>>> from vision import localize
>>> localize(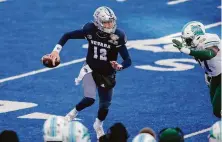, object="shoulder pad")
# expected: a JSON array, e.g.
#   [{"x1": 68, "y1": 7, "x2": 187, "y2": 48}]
[
  {"x1": 115, "y1": 29, "x2": 127, "y2": 46},
  {"x1": 82, "y1": 22, "x2": 96, "y2": 33},
  {"x1": 204, "y1": 33, "x2": 220, "y2": 48}
]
